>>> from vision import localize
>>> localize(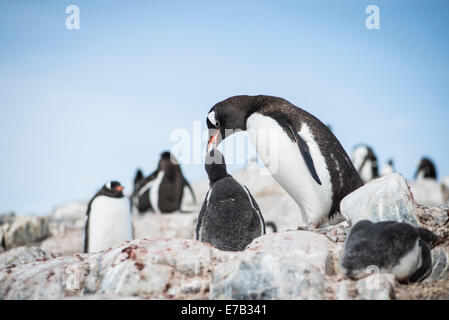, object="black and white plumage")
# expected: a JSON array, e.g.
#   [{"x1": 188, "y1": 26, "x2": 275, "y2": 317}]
[
  {"x1": 196, "y1": 148, "x2": 266, "y2": 251},
  {"x1": 415, "y1": 157, "x2": 437, "y2": 180},
  {"x1": 206, "y1": 95, "x2": 363, "y2": 227},
  {"x1": 380, "y1": 159, "x2": 395, "y2": 176},
  {"x1": 131, "y1": 151, "x2": 196, "y2": 214},
  {"x1": 351, "y1": 144, "x2": 379, "y2": 183},
  {"x1": 84, "y1": 181, "x2": 133, "y2": 253},
  {"x1": 340, "y1": 220, "x2": 438, "y2": 283}
]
